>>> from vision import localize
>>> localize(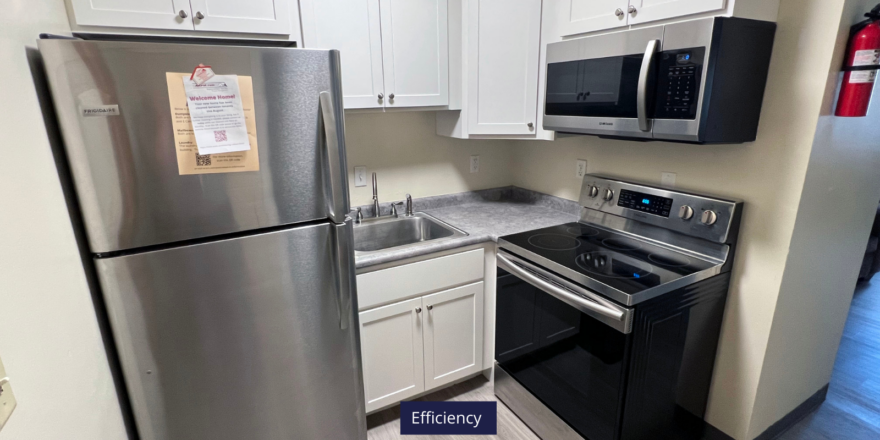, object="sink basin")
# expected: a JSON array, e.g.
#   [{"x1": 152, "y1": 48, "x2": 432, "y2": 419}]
[{"x1": 353, "y1": 212, "x2": 468, "y2": 254}]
